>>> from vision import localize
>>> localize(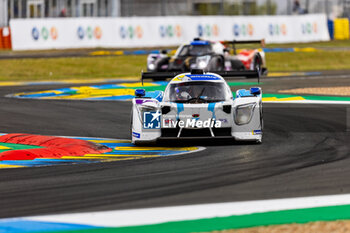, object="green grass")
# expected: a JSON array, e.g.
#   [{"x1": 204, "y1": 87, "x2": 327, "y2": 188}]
[
  {"x1": 1, "y1": 48, "x2": 350, "y2": 81},
  {"x1": 0, "y1": 56, "x2": 146, "y2": 81},
  {"x1": 267, "y1": 51, "x2": 350, "y2": 72},
  {"x1": 266, "y1": 40, "x2": 350, "y2": 48},
  {"x1": 232, "y1": 40, "x2": 350, "y2": 49}
]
